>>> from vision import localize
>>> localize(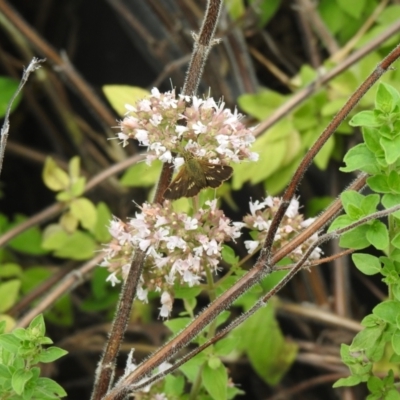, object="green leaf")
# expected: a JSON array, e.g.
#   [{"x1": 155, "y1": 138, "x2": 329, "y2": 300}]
[
  {"x1": 237, "y1": 302, "x2": 297, "y2": 385},
  {"x1": 349, "y1": 110, "x2": 380, "y2": 127},
  {"x1": 179, "y1": 352, "x2": 208, "y2": 382},
  {"x1": 68, "y1": 156, "x2": 80, "y2": 180},
  {"x1": 214, "y1": 336, "x2": 240, "y2": 356},
  {"x1": 163, "y1": 374, "x2": 185, "y2": 397},
  {"x1": 42, "y1": 157, "x2": 70, "y2": 191},
  {"x1": 392, "y1": 330, "x2": 400, "y2": 355},
  {"x1": 314, "y1": 135, "x2": 334, "y2": 170},
  {"x1": 0, "y1": 263, "x2": 22, "y2": 278},
  {"x1": 339, "y1": 225, "x2": 370, "y2": 249},
  {"x1": 333, "y1": 375, "x2": 362, "y2": 388},
  {"x1": 164, "y1": 318, "x2": 192, "y2": 335},
  {"x1": 340, "y1": 144, "x2": 380, "y2": 174},
  {"x1": 59, "y1": 212, "x2": 78, "y2": 233},
  {"x1": 352, "y1": 253, "x2": 381, "y2": 275},
  {"x1": 221, "y1": 245, "x2": 238, "y2": 265},
  {"x1": 0, "y1": 333, "x2": 20, "y2": 352},
  {"x1": 366, "y1": 220, "x2": 389, "y2": 250},
  {"x1": 391, "y1": 232, "x2": 400, "y2": 250},
  {"x1": 360, "y1": 194, "x2": 380, "y2": 215},
  {"x1": 380, "y1": 136, "x2": 400, "y2": 164},
  {"x1": 0, "y1": 280, "x2": 20, "y2": 313},
  {"x1": 202, "y1": 362, "x2": 227, "y2": 400},
  {"x1": 93, "y1": 202, "x2": 112, "y2": 242},
  {"x1": 373, "y1": 301, "x2": 399, "y2": 324},
  {"x1": 38, "y1": 347, "x2": 68, "y2": 363},
  {"x1": 367, "y1": 174, "x2": 390, "y2": 193},
  {"x1": 70, "y1": 197, "x2": 97, "y2": 231},
  {"x1": 388, "y1": 170, "x2": 400, "y2": 193},
  {"x1": 35, "y1": 376, "x2": 67, "y2": 397},
  {"x1": 208, "y1": 356, "x2": 221, "y2": 370},
  {"x1": 174, "y1": 286, "x2": 202, "y2": 299},
  {"x1": 238, "y1": 90, "x2": 286, "y2": 121},
  {"x1": 43, "y1": 228, "x2": 97, "y2": 260},
  {"x1": 248, "y1": 0, "x2": 281, "y2": 27},
  {"x1": 375, "y1": 82, "x2": 399, "y2": 113},
  {"x1": 382, "y1": 194, "x2": 400, "y2": 220},
  {"x1": 225, "y1": 0, "x2": 245, "y2": 20},
  {"x1": 367, "y1": 376, "x2": 383, "y2": 392},
  {"x1": 120, "y1": 160, "x2": 162, "y2": 187},
  {"x1": 7, "y1": 215, "x2": 47, "y2": 255},
  {"x1": 102, "y1": 85, "x2": 149, "y2": 117},
  {"x1": 70, "y1": 177, "x2": 86, "y2": 197},
  {"x1": 12, "y1": 368, "x2": 32, "y2": 395},
  {"x1": 12, "y1": 328, "x2": 29, "y2": 341},
  {"x1": 29, "y1": 314, "x2": 46, "y2": 337},
  {"x1": 350, "y1": 324, "x2": 386, "y2": 352}
]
